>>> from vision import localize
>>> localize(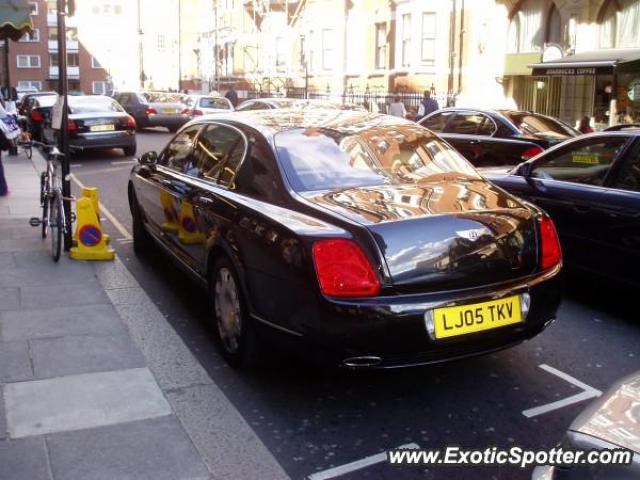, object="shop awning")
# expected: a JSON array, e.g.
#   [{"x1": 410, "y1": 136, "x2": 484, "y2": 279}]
[
  {"x1": 0, "y1": 0, "x2": 33, "y2": 41},
  {"x1": 529, "y1": 48, "x2": 640, "y2": 76}
]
